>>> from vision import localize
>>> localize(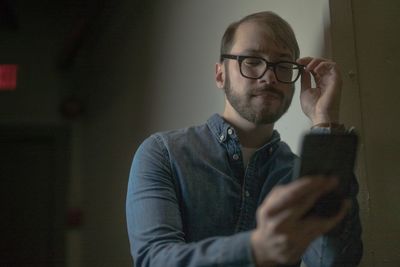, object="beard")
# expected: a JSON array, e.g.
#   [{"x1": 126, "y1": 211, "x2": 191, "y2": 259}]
[{"x1": 223, "y1": 71, "x2": 294, "y2": 125}]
